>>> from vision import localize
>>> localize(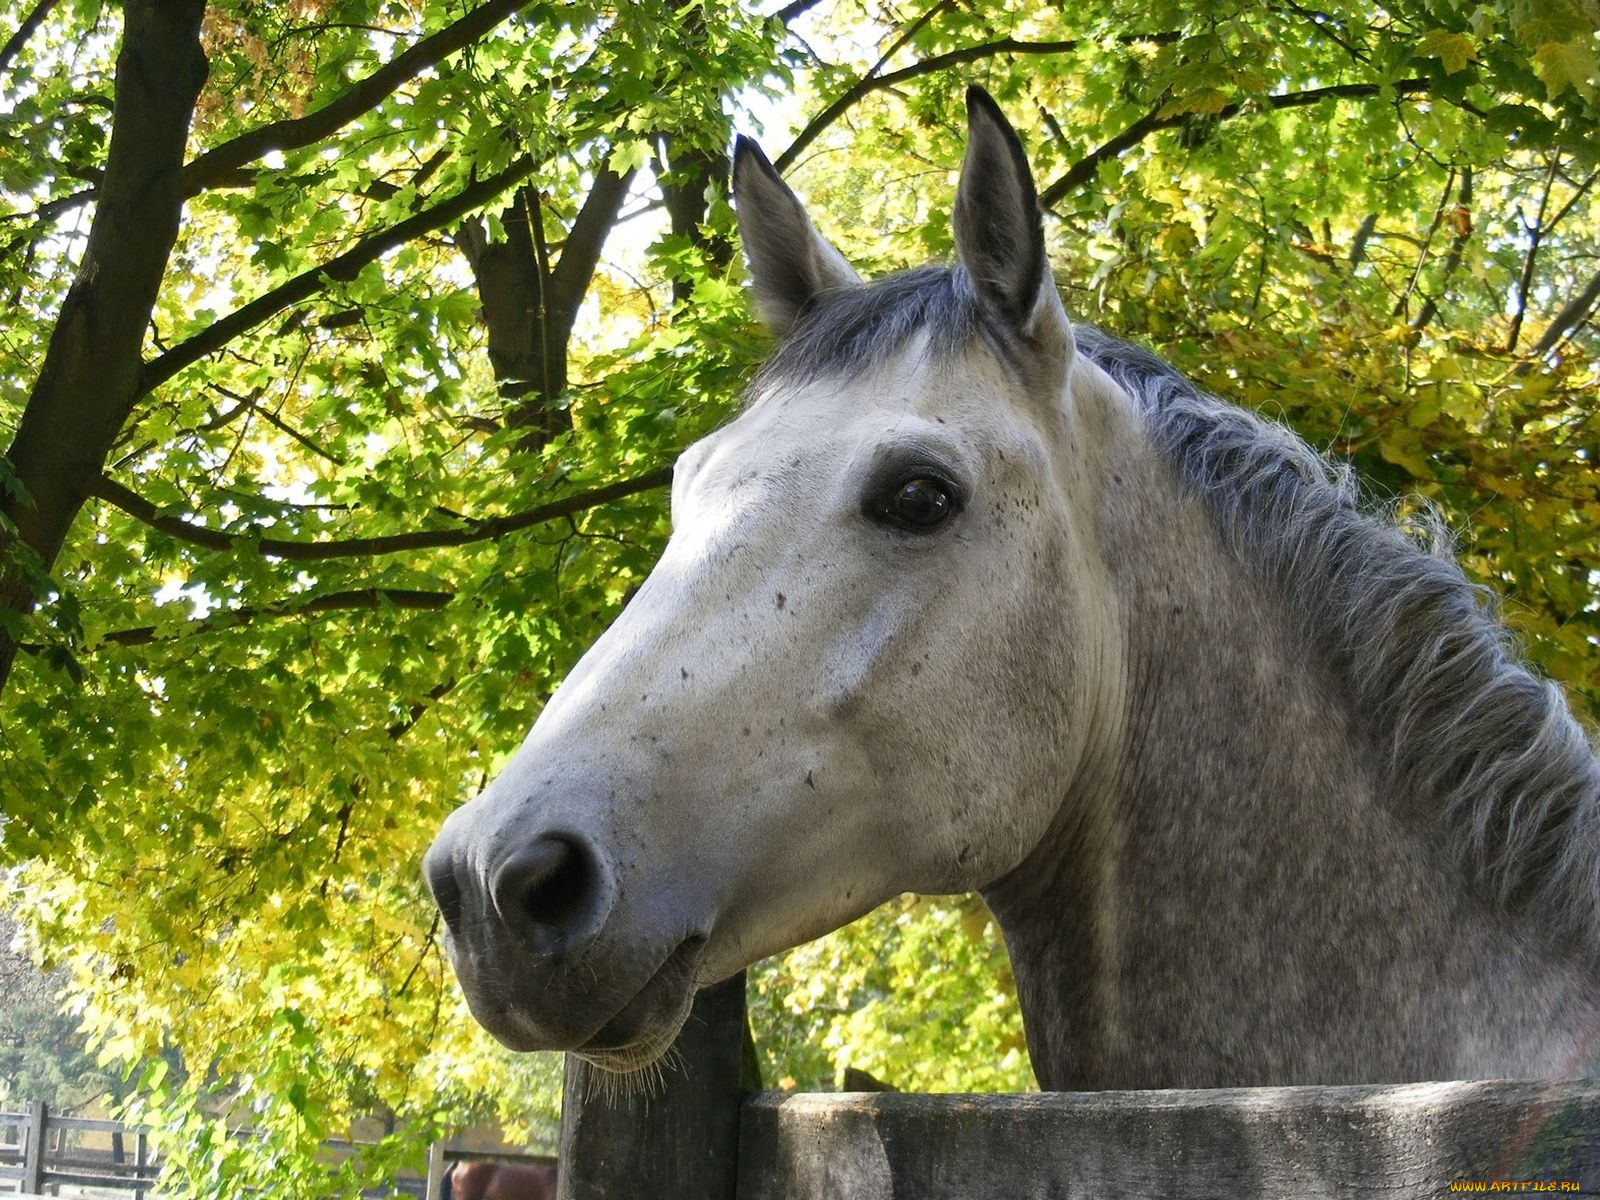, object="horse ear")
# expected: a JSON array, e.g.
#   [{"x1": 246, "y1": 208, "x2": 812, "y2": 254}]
[
  {"x1": 954, "y1": 88, "x2": 1071, "y2": 360},
  {"x1": 732, "y1": 136, "x2": 862, "y2": 335}
]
